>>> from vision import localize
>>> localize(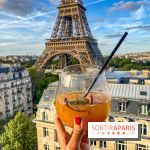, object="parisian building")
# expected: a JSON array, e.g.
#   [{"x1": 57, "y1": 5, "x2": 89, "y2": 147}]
[
  {"x1": 34, "y1": 70, "x2": 150, "y2": 150},
  {"x1": 0, "y1": 64, "x2": 33, "y2": 119}
]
